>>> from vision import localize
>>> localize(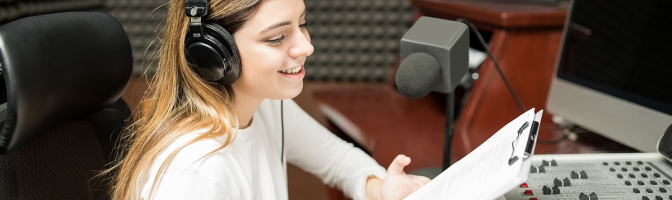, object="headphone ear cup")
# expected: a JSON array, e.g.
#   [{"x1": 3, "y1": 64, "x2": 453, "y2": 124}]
[
  {"x1": 185, "y1": 39, "x2": 227, "y2": 82},
  {"x1": 184, "y1": 23, "x2": 241, "y2": 85},
  {"x1": 204, "y1": 23, "x2": 241, "y2": 85}
]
